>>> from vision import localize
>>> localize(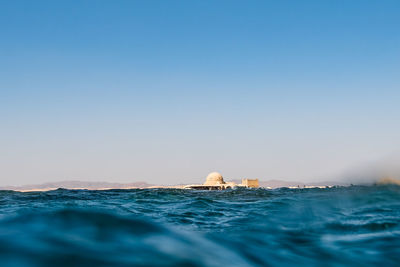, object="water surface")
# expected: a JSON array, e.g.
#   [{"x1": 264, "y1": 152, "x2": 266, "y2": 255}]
[{"x1": 0, "y1": 185, "x2": 399, "y2": 266}]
